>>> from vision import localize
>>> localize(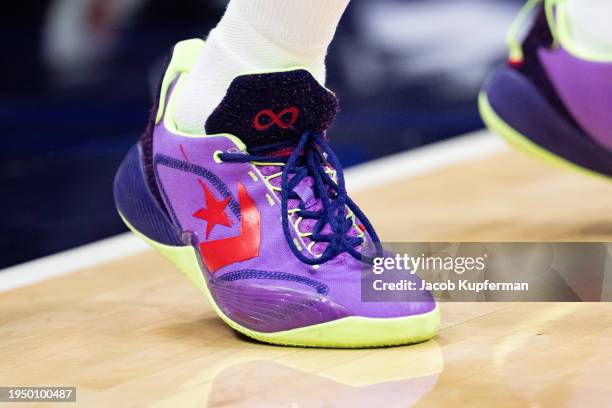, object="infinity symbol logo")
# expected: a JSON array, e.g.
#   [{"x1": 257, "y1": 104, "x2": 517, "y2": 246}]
[{"x1": 253, "y1": 107, "x2": 299, "y2": 131}]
